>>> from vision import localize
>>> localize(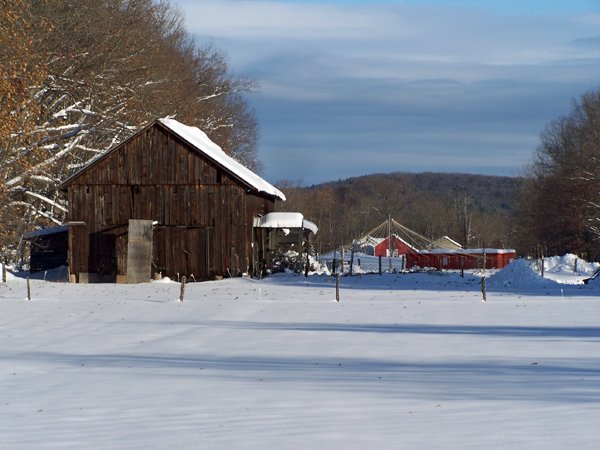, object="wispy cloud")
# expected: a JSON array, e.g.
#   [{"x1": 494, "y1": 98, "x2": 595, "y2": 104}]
[{"x1": 178, "y1": 0, "x2": 600, "y2": 184}]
